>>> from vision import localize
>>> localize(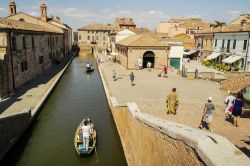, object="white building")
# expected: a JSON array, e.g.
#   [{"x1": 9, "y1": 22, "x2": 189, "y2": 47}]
[
  {"x1": 206, "y1": 23, "x2": 250, "y2": 71},
  {"x1": 168, "y1": 45, "x2": 184, "y2": 69},
  {"x1": 108, "y1": 29, "x2": 136, "y2": 53}
]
